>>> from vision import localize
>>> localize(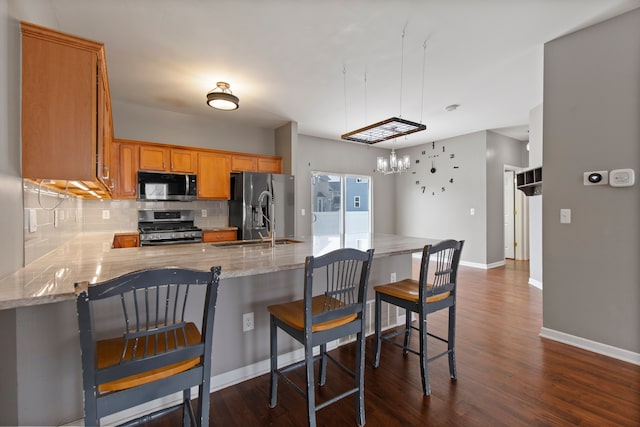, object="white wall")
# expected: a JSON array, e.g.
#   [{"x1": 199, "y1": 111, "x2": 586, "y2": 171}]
[{"x1": 542, "y1": 8, "x2": 640, "y2": 355}]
